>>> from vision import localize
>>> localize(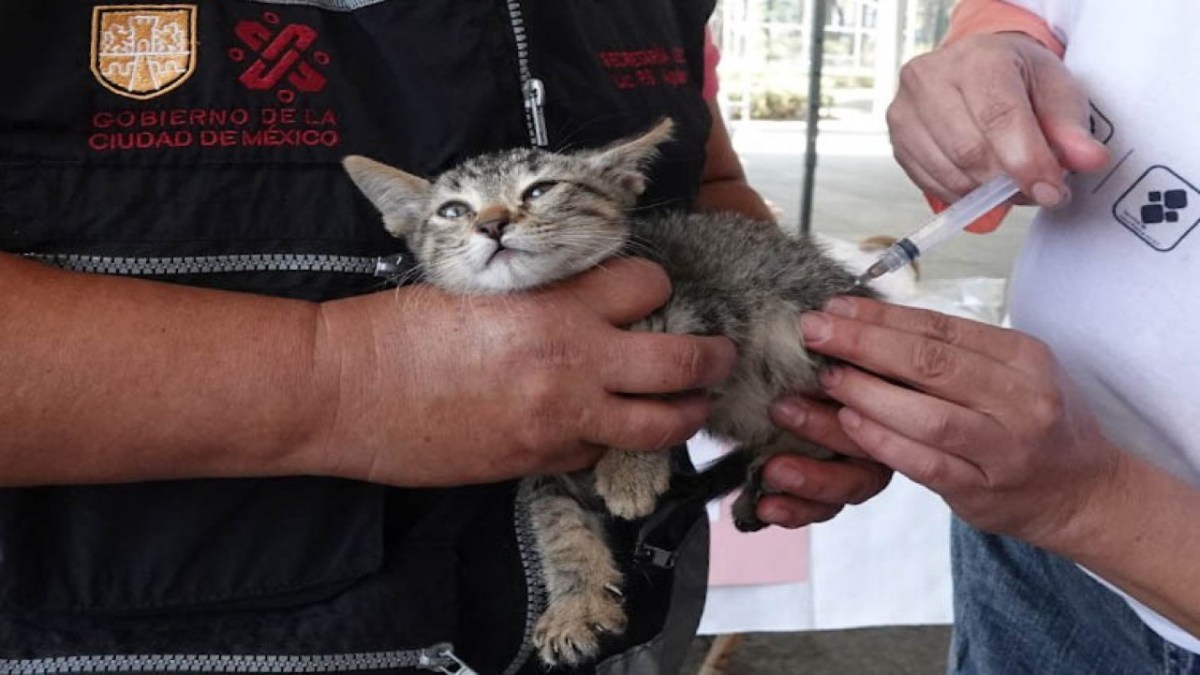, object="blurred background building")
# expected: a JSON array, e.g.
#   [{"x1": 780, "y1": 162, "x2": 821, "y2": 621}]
[{"x1": 713, "y1": 0, "x2": 954, "y2": 124}]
